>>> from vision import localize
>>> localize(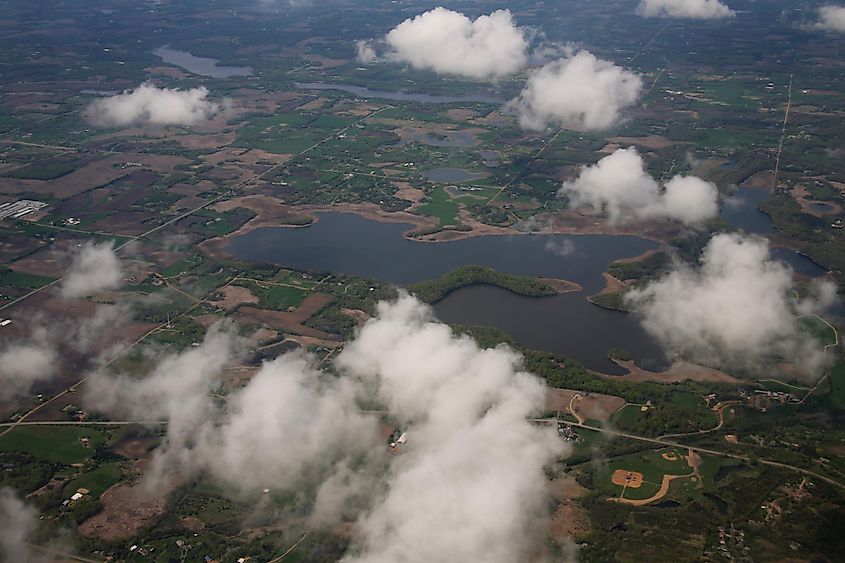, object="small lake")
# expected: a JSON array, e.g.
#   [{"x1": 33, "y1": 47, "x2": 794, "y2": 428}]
[
  {"x1": 811, "y1": 202, "x2": 835, "y2": 213},
  {"x1": 227, "y1": 213, "x2": 667, "y2": 373},
  {"x1": 153, "y1": 45, "x2": 253, "y2": 78},
  {"x1": 394, "y1": 128, "x2": 478, "y2": 148},
  {"x1": 295, "y1": 82, "x2": 503, "y2": 104},
  {"x1": 721, "y1": 187, "x2": 775, "y2": 235},
  {"x1": 423, "y1": 168, "x2": 487, "y2": 183}
]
